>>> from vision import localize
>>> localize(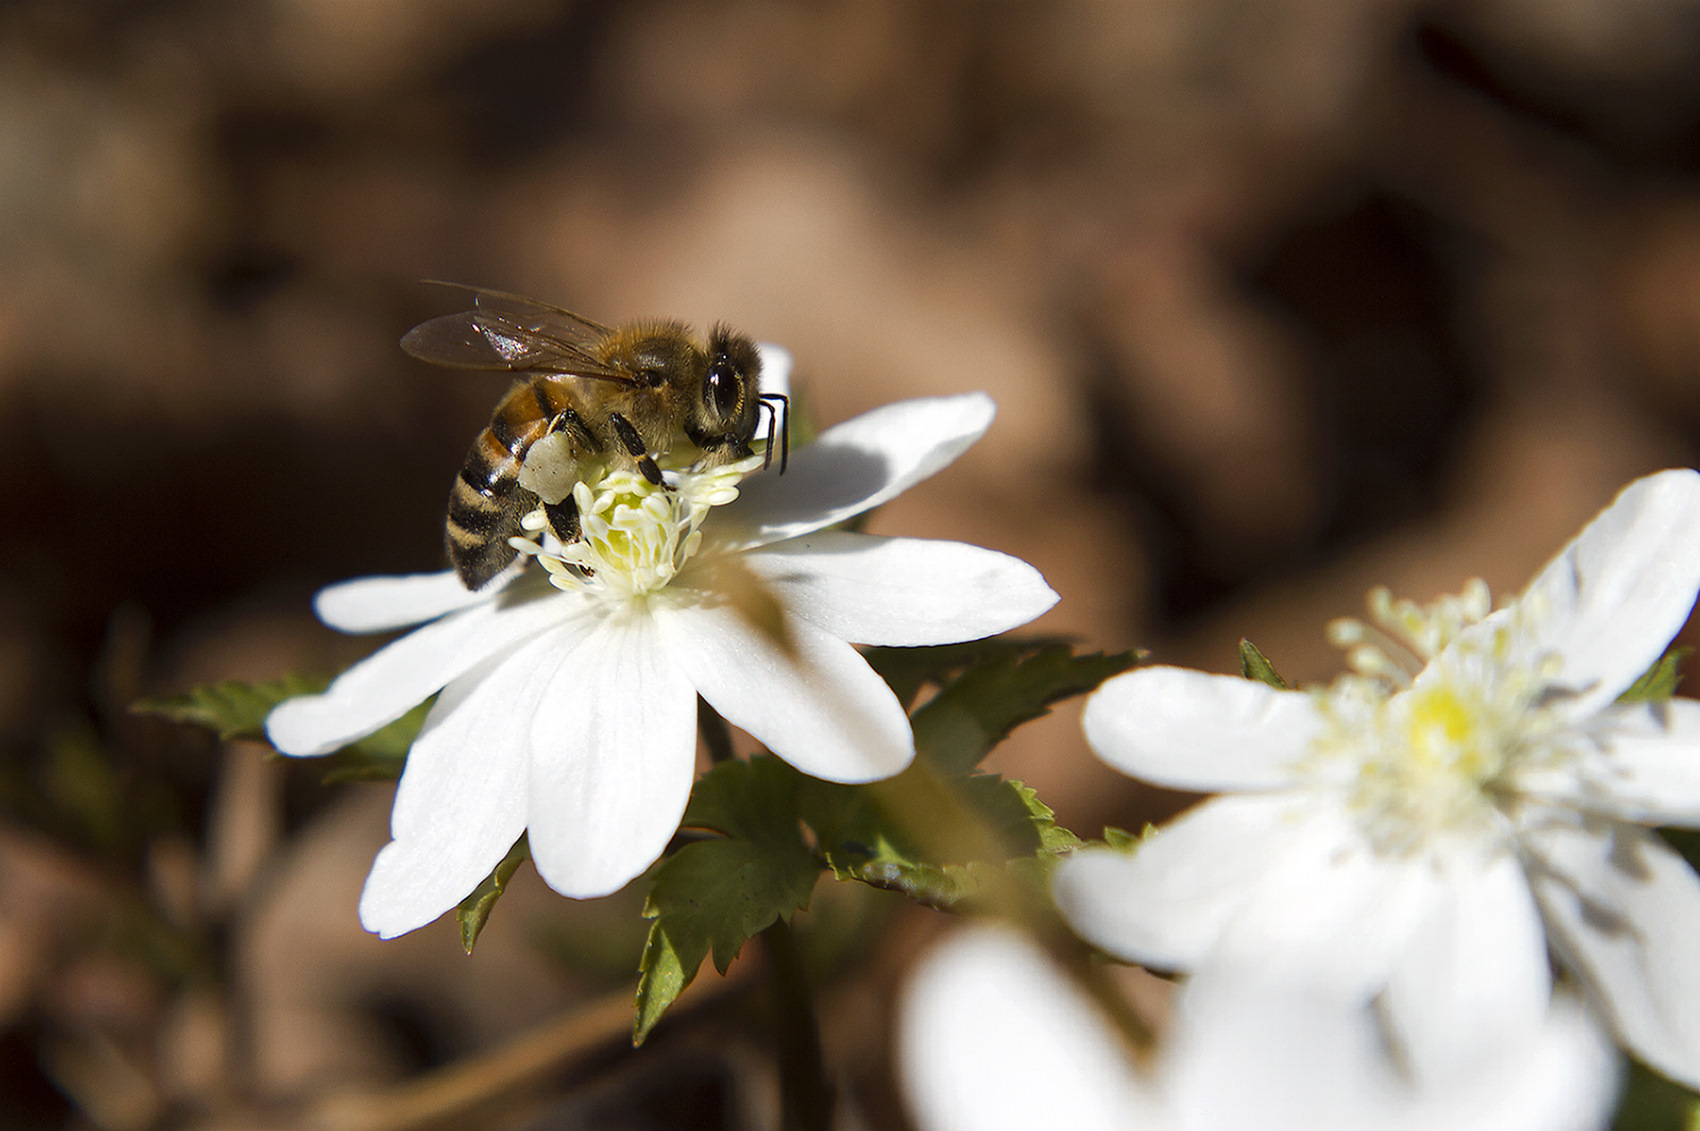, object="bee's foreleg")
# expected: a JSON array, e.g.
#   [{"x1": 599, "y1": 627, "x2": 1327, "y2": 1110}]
[
  {"x1": 609, "y1": 413, "x2": 666, "y2": 487},
  {"x1": 547, "y1": 408, "x2": 601, "y2": 451},
  {"x1": 544, "y1": 496, "x2": 581, "y2": 543}
]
